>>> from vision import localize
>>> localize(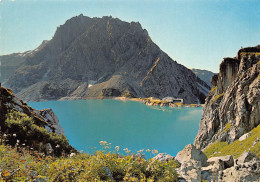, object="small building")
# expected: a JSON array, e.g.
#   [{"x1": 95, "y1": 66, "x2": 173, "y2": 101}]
[{"x1": 162, "y1": 97, "x2": 183, "y2": 103}]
